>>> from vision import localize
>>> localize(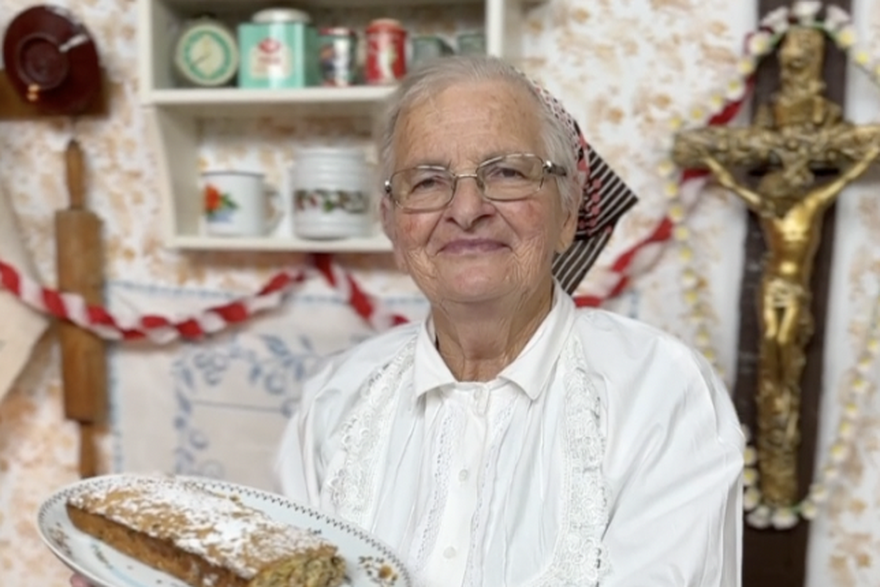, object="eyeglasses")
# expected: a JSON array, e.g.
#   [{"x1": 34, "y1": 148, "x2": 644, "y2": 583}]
[{"x1": 384, "y1": 153, "x2": 567, "y2": 212}]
